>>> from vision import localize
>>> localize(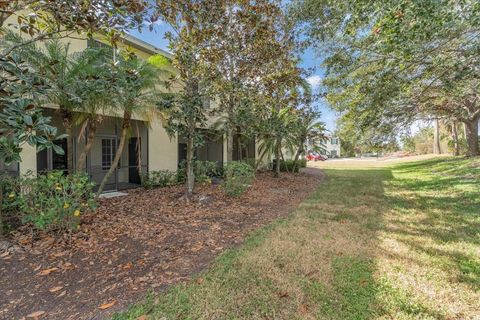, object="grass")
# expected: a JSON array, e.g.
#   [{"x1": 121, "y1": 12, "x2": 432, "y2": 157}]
[{"x1": 113, "y1": 156, "x2": 480, "y2": 320}]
